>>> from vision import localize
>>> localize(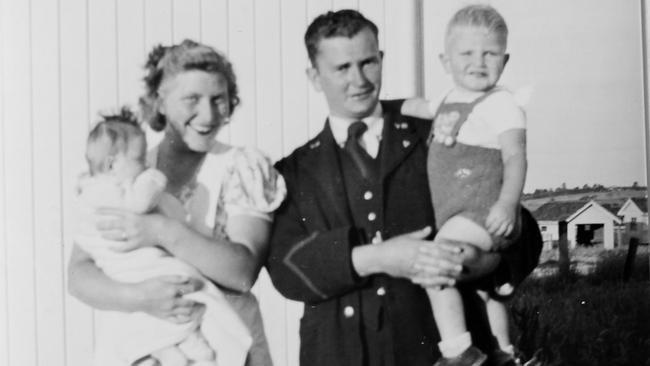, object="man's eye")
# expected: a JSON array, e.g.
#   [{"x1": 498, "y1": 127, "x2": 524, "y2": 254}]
[{"x1": 184, "y1": 95, "x2": 199, "y2": 104}]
